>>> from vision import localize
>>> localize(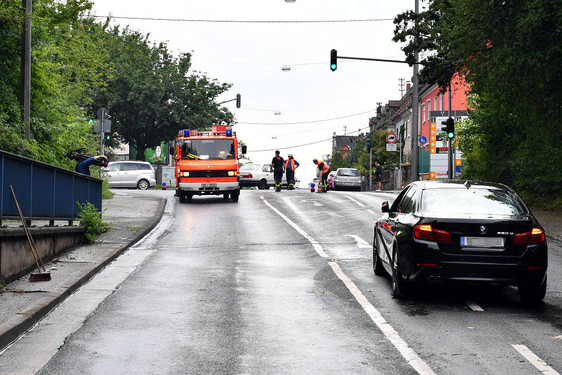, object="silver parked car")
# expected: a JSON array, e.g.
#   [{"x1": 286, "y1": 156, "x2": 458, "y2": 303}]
[
  {"x1": 103, "y1": 161, "x2": 156, "y2": 190},
  {"x1": 332, "y1": 168, "x2": 361, "y2": 191},
  {"x1": 239, "y1": 163, "x2": 288, "y2": 189}
]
